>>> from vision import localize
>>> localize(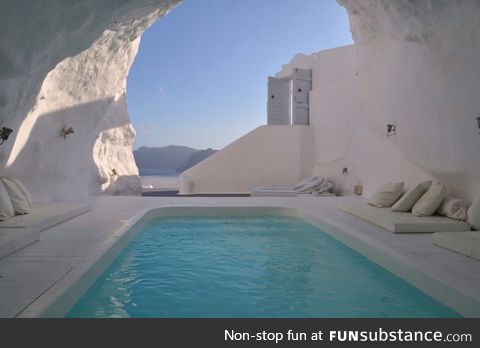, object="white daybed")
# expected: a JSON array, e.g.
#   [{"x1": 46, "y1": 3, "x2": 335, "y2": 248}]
[
  {"x1": 339, "y1": 200, "x2": 471, "y2": 233},
  {"x1": 0, "y1": 202, "x2": 90, "y2": 259}
]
